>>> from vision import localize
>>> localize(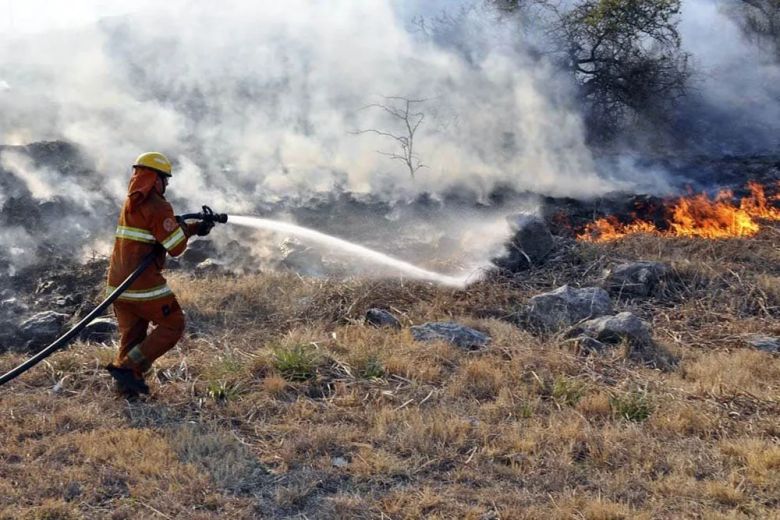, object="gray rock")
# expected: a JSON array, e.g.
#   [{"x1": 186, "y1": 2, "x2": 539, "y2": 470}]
[
  {"x1": 411, "y1": 322, "x2": 491, "y2": 349},
  {"x1": 604, "y1": 261, "x2": 669, "y2": 297},
  {"x1": 0, "y1": 319, "x2": 17, "y2": 350},
  {"x1": 492, "y1": 214, "x2": 554, "y2": 272},
  {"x1": 527, "y1": 285, "x2": 613, "y2": 331},
  {"x1": 574, "y1": 312, "x2": 652, "y2": 346},
  {"x1": 80, "y1": 317, "x2": 118, "y2": 343},
  {"x1": 17, "y1": 311, "x2": 69, "y2": 348},
  {"x1": 279, "y1": 237, "x2": 325, "y2": 276},
  {"x1": 55, "y1": 295, "x2": 79, "y2": 307},
  {"x1": 1, "y1": 298, "x2": 29, "y2": 316},
  {"x1": 565, "y1": 335, "x2": 608, "y2": 355},
  {"x1": 35, "y1": 280, "x2": 57, "y2": 295},
  {"x1": 179, "y1": 239, "x2": 217, "y2": 266},
  {"x1": 744, "y1": 335, "x2": 780, "y2": 354},
  {"x1": 331, "y1": 456, "x2": 349, "y2": 468},
  {"x1": 194, "y1": 258, "x2": 224, "y2": 275},
  {"x1": 365, "y1": 308, "x2": 401, "y2": 329}
]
